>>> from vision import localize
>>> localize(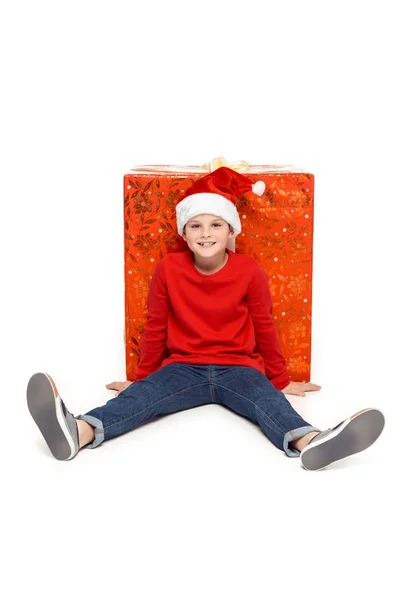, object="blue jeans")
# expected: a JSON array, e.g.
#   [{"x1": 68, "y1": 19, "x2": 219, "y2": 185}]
[{"x1": 78, "y1": 364, "x2": 319, "y2": 457}]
